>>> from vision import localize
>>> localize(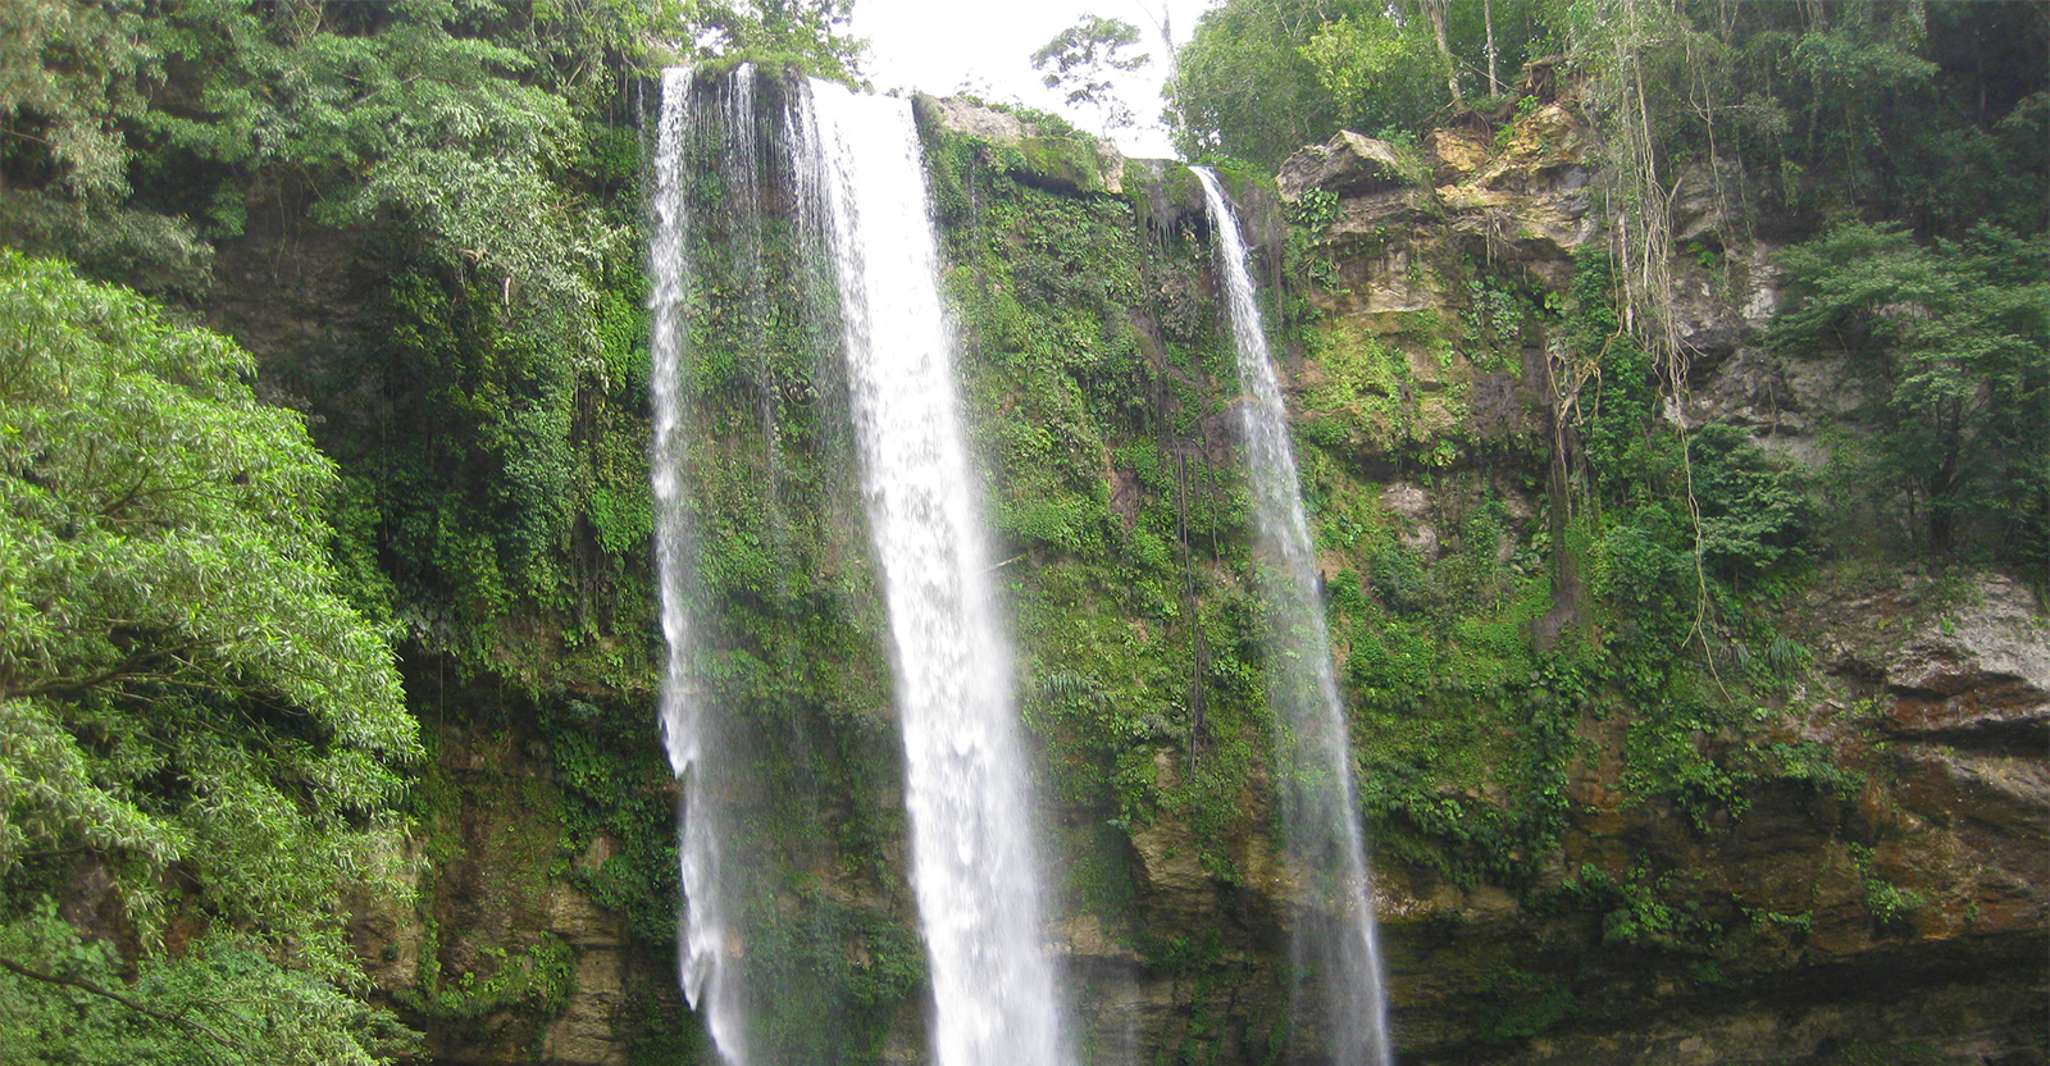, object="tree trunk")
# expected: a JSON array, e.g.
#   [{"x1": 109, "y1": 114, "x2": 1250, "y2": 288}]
[
  {"x1": 1485, "y1": 0, "x2": 1501, "y2": 95},
  {"x1": 1427, "y1": 0, "x2": 1463, "y2": 104},
  {"x1": 1533, "y1": 344, "x2": 1583, "y2": 651}
]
